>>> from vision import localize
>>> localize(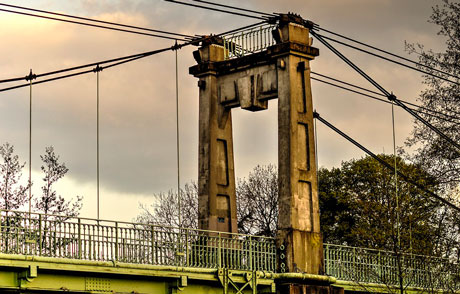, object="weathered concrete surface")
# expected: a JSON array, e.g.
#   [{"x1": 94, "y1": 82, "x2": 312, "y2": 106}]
[
  {"x1": 193, "y1": 44, "x2": 238, "y2": 233},
  {"x1": 276, "y1": 23, "x2": 323, "y2": 275},
  {"x1": 190, "y1": 16, "x2": 323, "y2": 275}
]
